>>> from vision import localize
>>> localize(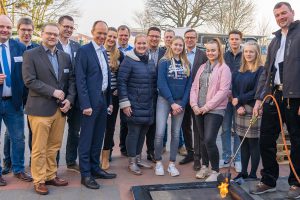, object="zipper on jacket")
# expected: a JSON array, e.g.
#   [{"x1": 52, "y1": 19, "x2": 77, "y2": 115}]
[{"x1": 287, "y1": 98, "x2": 290, "y2": 109}]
